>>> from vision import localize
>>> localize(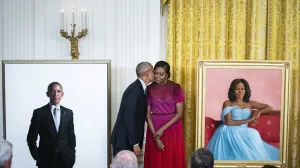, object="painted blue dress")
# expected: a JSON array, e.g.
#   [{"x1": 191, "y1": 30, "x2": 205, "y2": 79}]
[{"x1": 206, "y1": 106, "x2": 279, "y2": 160}]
